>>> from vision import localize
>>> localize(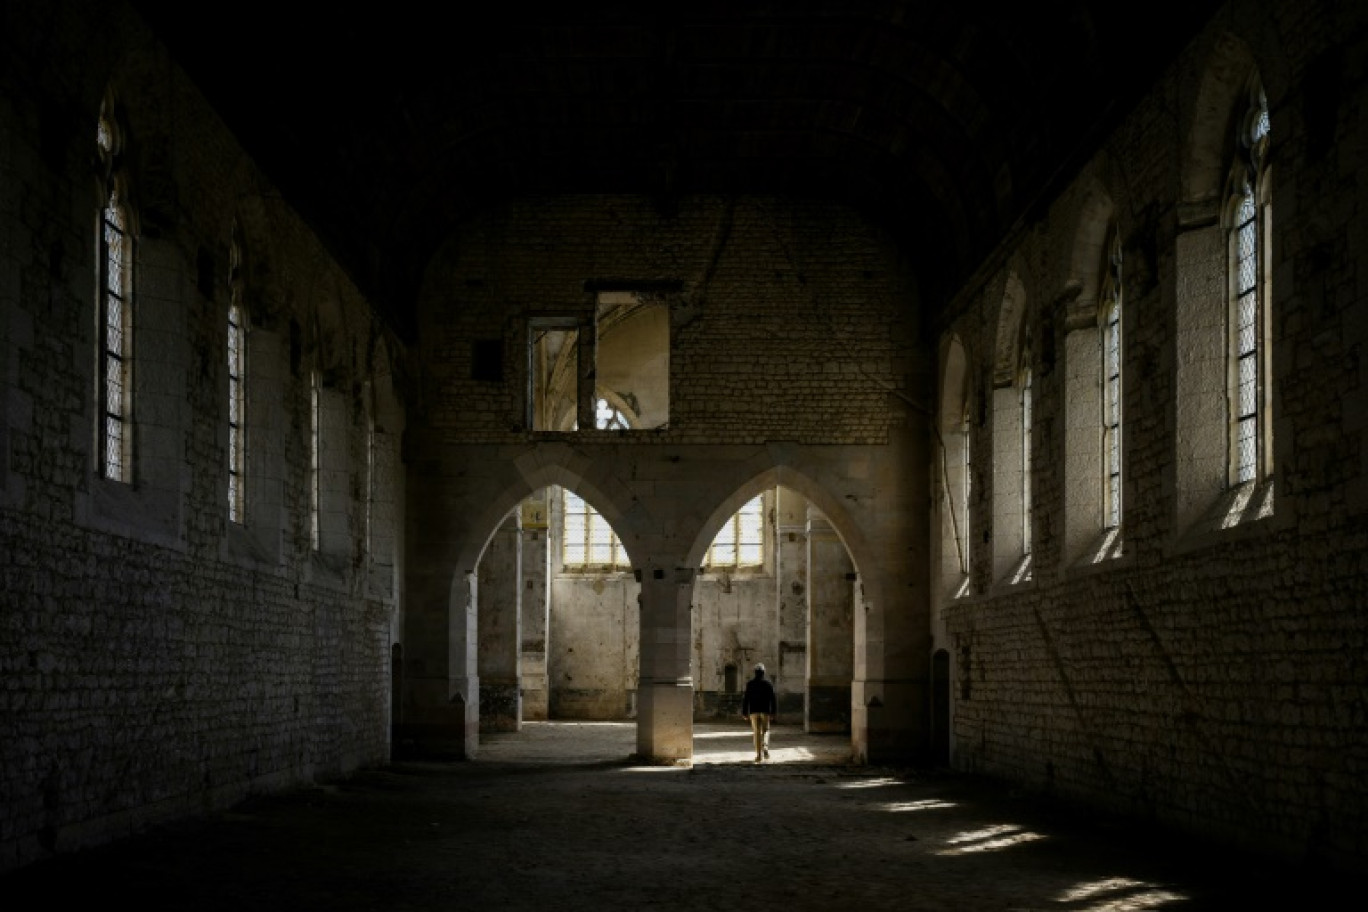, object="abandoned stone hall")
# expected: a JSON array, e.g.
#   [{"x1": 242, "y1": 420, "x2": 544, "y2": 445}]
[{"x1": 3, "y1": 0, "x2": 1367, "y2": 890}]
